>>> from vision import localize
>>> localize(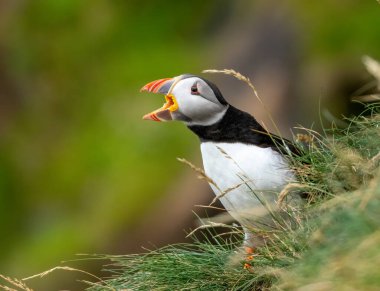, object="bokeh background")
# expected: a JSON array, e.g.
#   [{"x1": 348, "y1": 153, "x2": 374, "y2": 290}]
[{"x1": 0, "y1": 0, "x2": 379, "y2": 289}]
